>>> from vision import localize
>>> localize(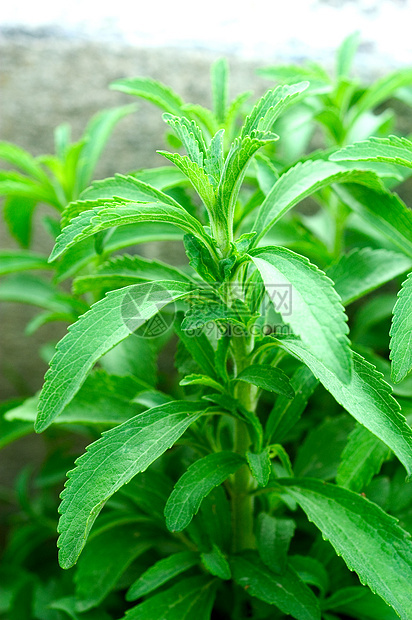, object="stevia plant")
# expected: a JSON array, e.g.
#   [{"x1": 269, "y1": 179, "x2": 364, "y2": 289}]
[{"x1": 8, "y1": 73, "x2": 412, "y2": 620}]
